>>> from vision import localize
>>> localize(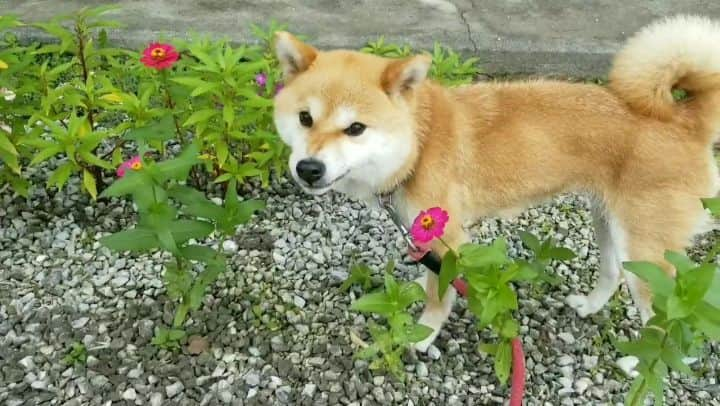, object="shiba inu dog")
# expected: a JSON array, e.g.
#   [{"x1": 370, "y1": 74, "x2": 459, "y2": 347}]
[{"x1": 271, "y1": 15, "x2": 720, "y2": 355}]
